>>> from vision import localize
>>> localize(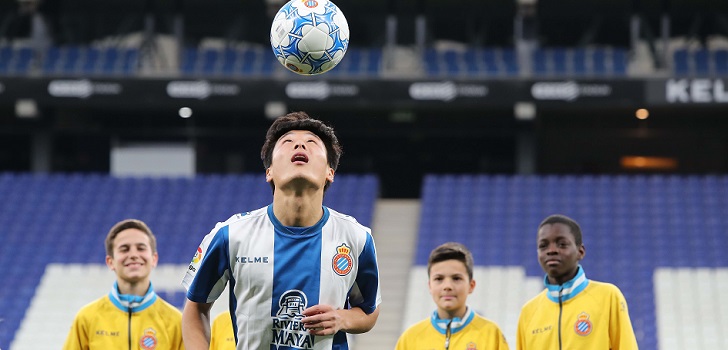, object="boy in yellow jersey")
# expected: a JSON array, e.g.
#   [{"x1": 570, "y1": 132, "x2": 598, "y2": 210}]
[
  {"x1": 396, "y1": 242, "x2": 509, "y2": 350},
  {"x1": 63, "y1": 219, "x2": 185, "y2": 350},
  {"x1": 210, "y1": 311, "x2": 236, "y2": 350},
  {"x1": 517, "y1": 214, "x2": 638, "y2": 350}
]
